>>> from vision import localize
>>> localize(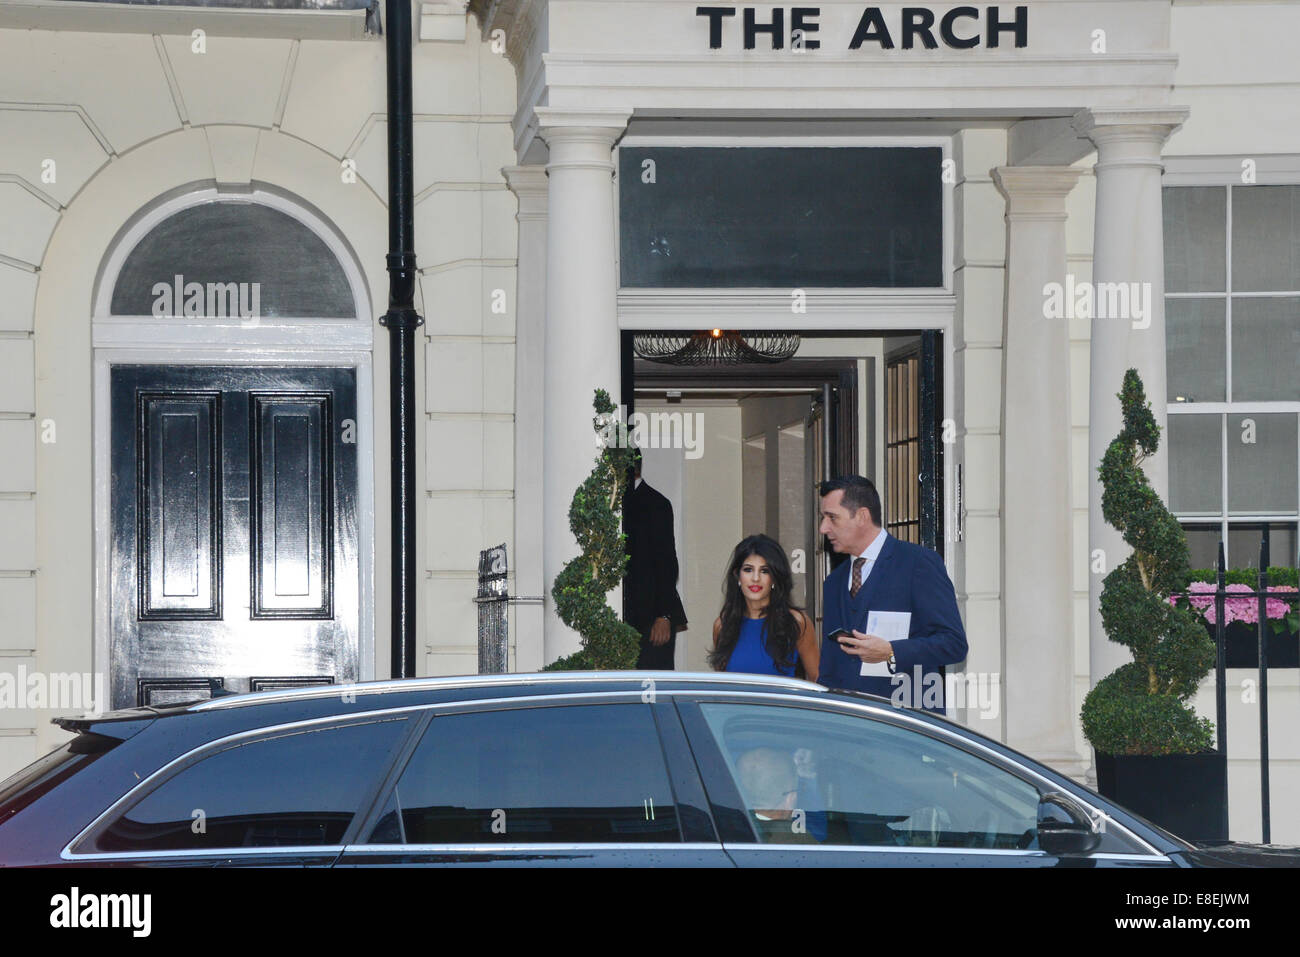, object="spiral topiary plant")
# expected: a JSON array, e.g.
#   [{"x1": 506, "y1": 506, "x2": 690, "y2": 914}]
[
  {"x1": 545, "y1": 389, "x2": 642, "y2": 671},
  {"x1": 1080, "y1": 369, "x2": 1216, "y2": 755}
]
